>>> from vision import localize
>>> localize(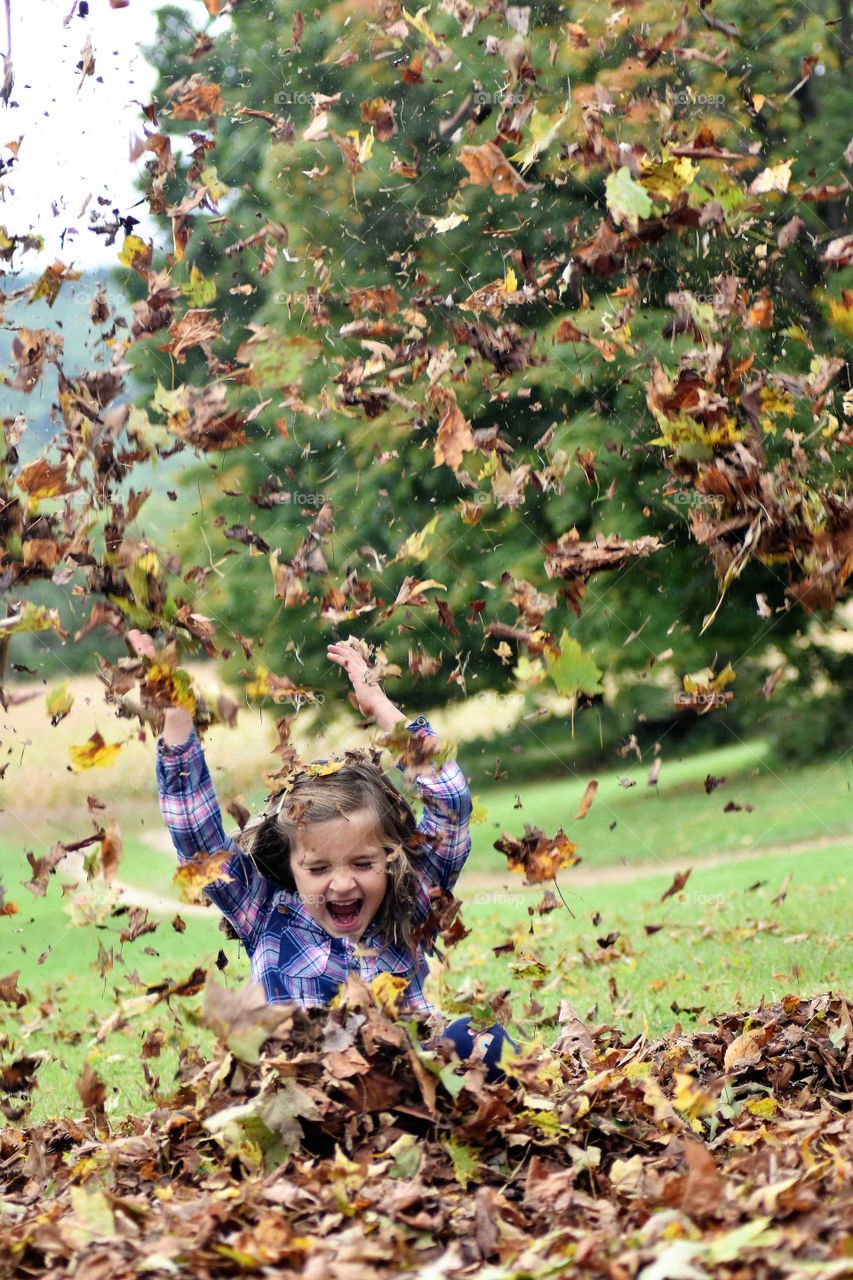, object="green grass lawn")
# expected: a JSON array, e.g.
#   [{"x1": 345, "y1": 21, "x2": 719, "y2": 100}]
[
  {"x1": 445, "y1": 839, "x2": 853, "y2": 1041},
  {"x1": 2, "y1": 742, "x2": 850, "y2": 1126},
  {"x1": 465, "y1": 738, "x2": 851, "y2": 873}
]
